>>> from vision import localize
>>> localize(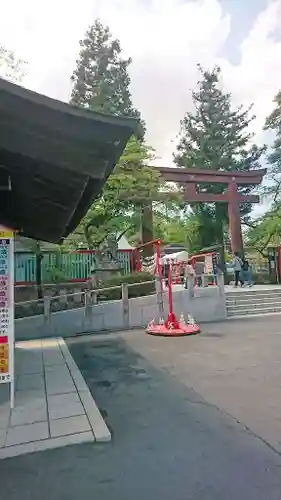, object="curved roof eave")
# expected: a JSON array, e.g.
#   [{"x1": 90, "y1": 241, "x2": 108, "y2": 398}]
[{"x1": 0, "y1": 78, "x2": 137, "y2": 243}]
